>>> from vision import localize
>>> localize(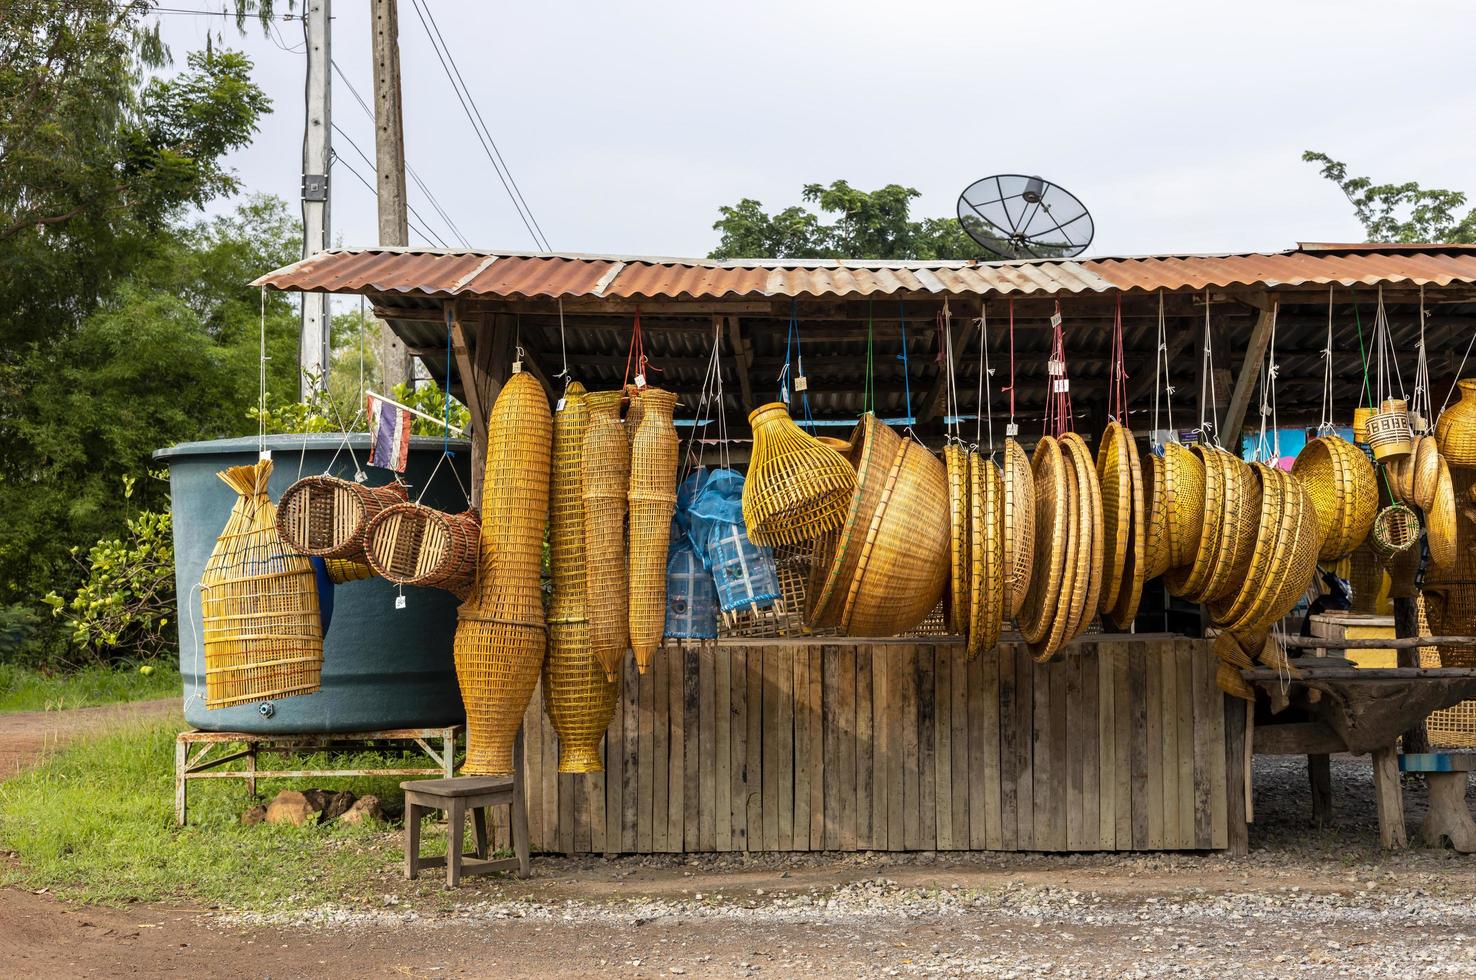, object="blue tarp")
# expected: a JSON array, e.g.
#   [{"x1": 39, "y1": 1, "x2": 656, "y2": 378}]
[{"x1": 664, "y1": 517, "x2": 719, "y2": 639}]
